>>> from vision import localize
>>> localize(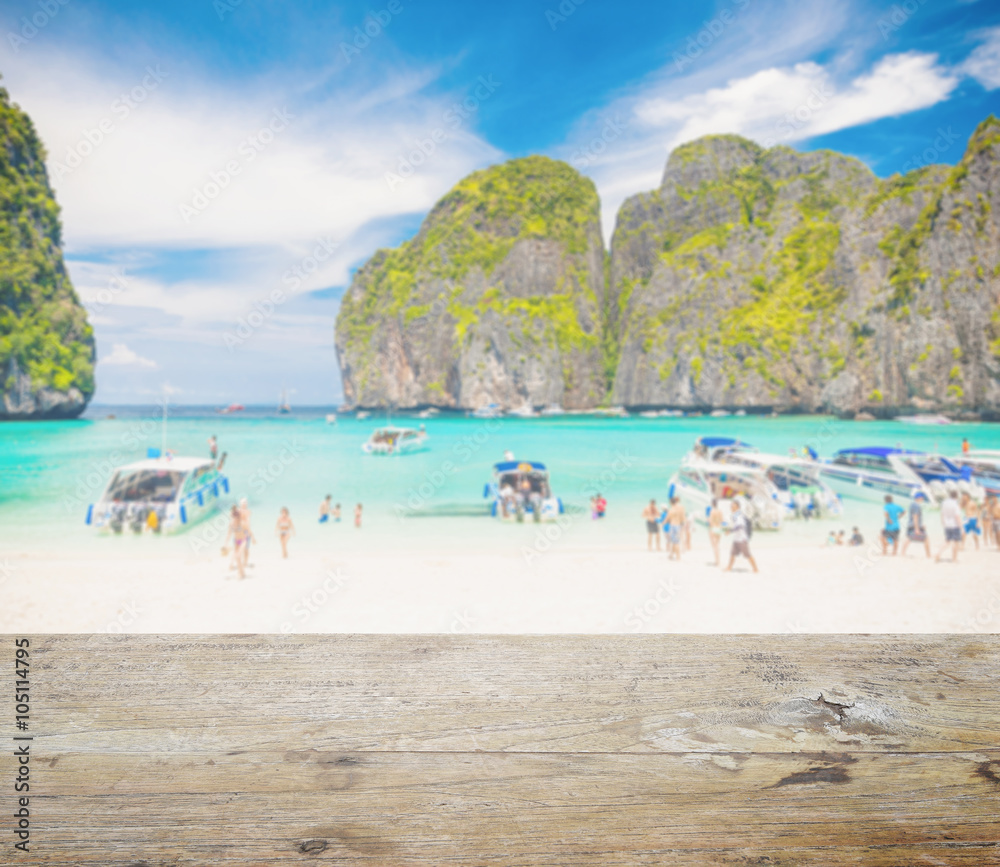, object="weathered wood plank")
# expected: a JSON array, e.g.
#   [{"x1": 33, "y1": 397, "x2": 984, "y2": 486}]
[
  {"x1": 5, "y1": 635, "x2": 999, "y2": 865},
  {"x1": 32, "y1": 635, "x2": 1000, "y2": 753}
]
